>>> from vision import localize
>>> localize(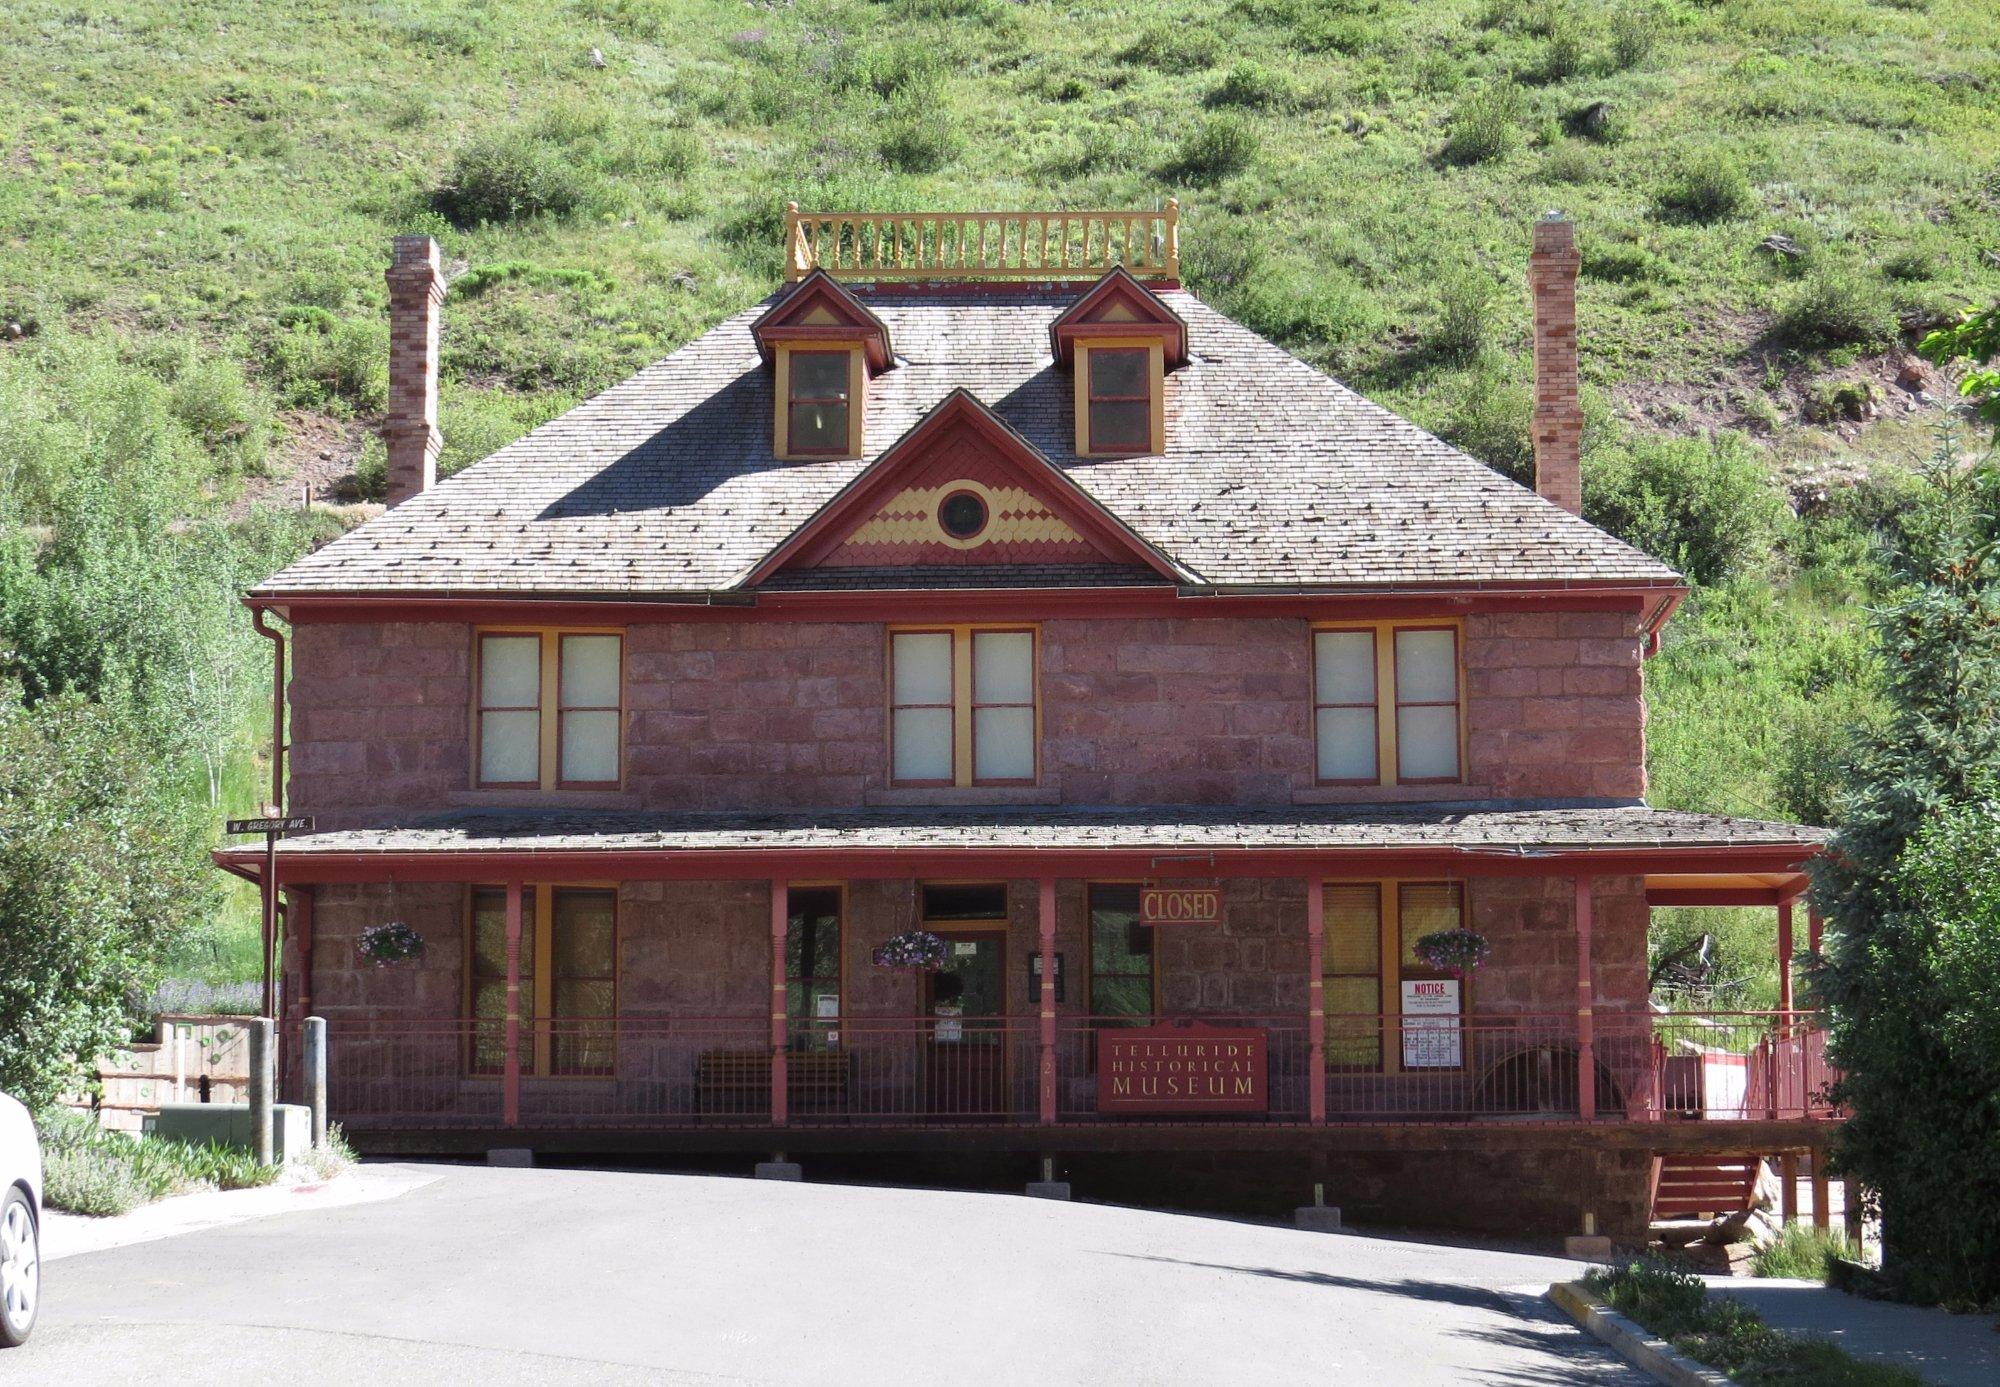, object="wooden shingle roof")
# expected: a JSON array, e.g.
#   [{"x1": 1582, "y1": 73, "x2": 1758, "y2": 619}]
[{"x1": 253, "y1": 287, "x2": 1681, "y2": 599}]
